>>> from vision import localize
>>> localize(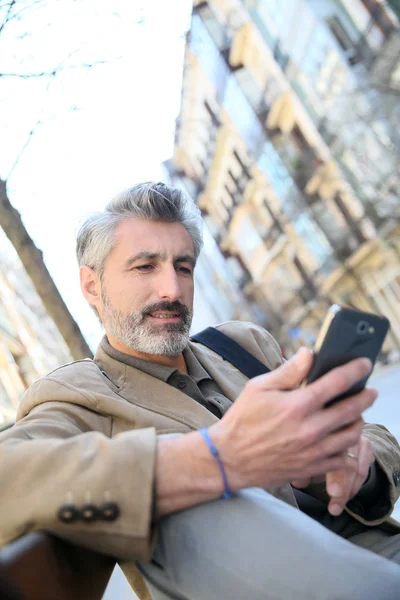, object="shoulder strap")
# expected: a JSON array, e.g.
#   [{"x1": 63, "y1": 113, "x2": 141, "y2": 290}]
[{"x1": 191, "y1": 327, "x2": 270, "y2": 379}]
